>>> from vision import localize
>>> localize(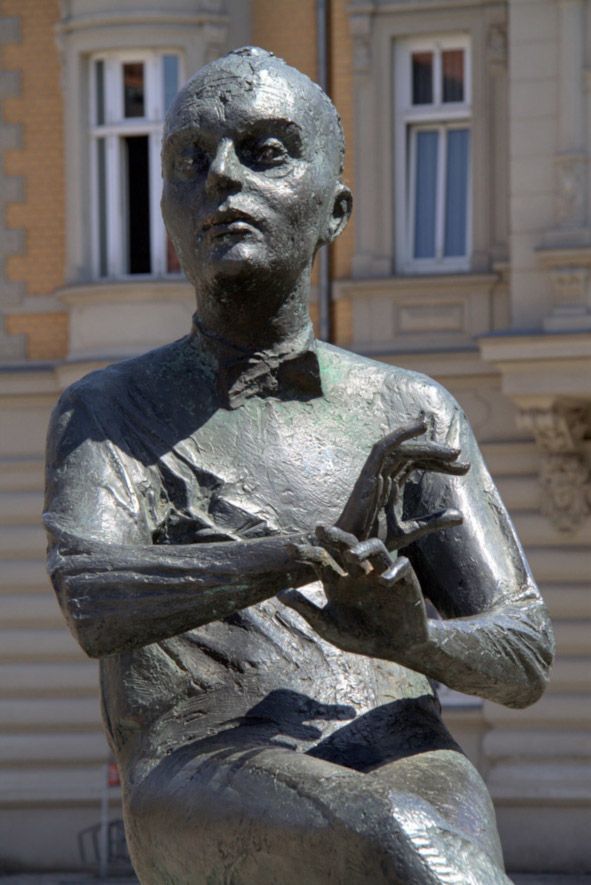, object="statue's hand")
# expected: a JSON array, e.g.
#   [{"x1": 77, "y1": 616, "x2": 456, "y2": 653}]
[
  {"x1": 336, "y1": 419, "x2": 469, "y2": 544},
  {"x1": 279, "y1": 526, "x2": 428, "y2": 659},
  {"x1": 280, "y1": 421, "x2": 469, "y2": 657}
]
